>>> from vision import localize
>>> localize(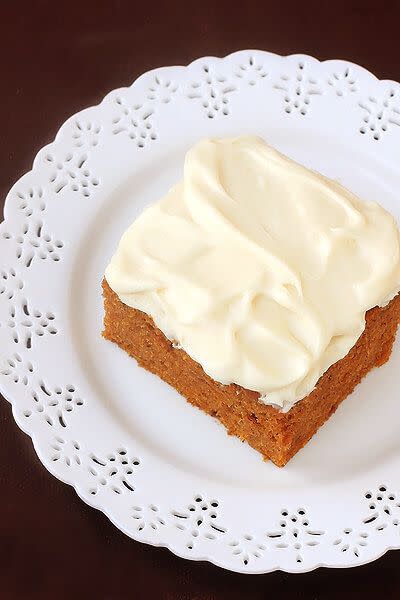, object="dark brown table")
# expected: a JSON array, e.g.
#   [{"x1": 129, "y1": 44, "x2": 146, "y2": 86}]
[{"x1": 1, "y1": 2, "x2": 400, "y2": 598}]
